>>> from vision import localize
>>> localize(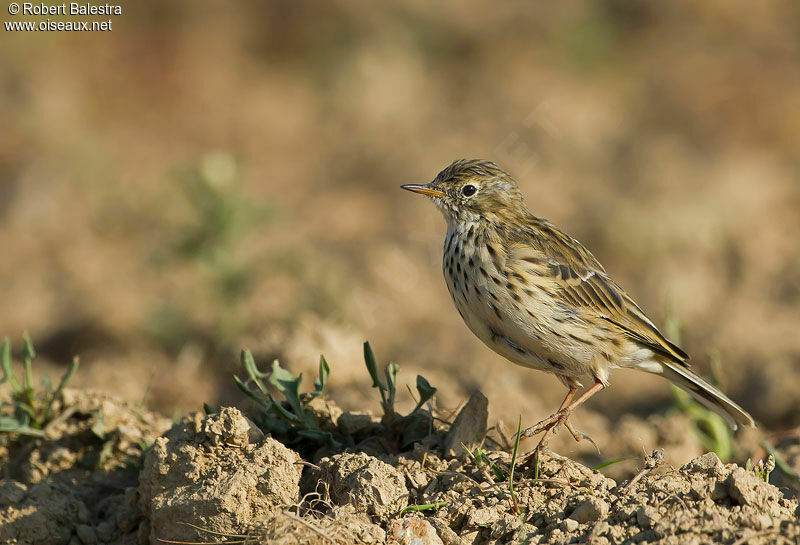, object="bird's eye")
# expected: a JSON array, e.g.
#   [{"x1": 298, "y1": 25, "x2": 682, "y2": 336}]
[{"x1": 461, "y1": 184, "x2": 477, "y2": 197}]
